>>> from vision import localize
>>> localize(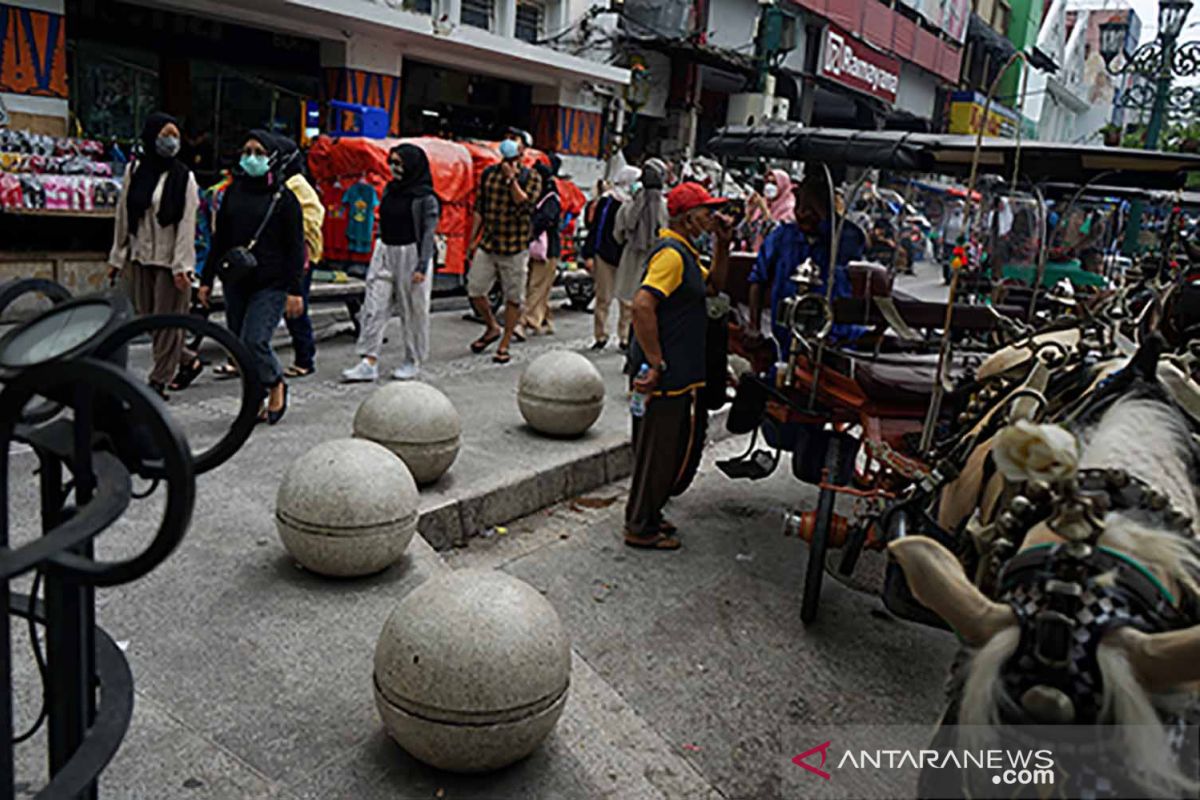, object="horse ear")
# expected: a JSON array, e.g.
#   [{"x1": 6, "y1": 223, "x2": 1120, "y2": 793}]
[
  {"x1": 1130, "y1": 333, "x2": 1165, "y2": 380},
  {"x1": 888, "y1": 536, "x2": 1016, "y2": 646},
  {"x1": 1108, "y1": 626, "x2": 1200, "y2": 690}
]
